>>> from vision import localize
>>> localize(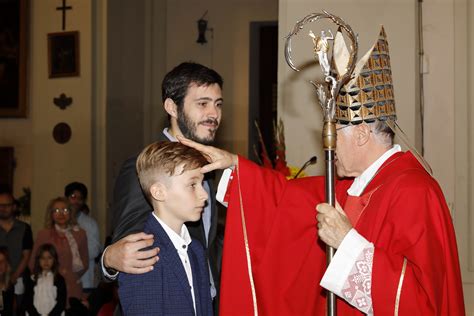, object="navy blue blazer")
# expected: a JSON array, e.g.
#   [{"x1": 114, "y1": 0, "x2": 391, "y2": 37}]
[
  {"x1": 118, "y1": 213, "x2": 213, "y2": 316},
  {"x1": 110, "y1": 132, "x2": 221, "y2": 291}
]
